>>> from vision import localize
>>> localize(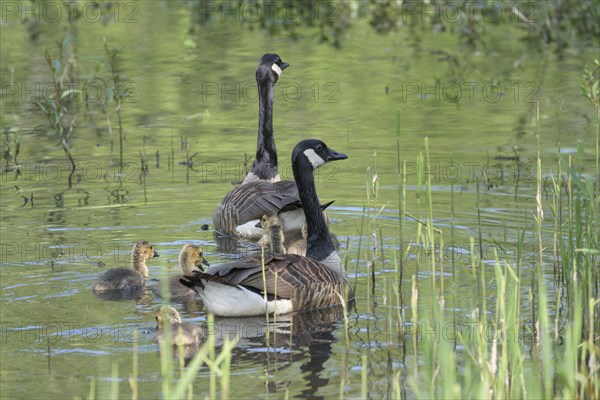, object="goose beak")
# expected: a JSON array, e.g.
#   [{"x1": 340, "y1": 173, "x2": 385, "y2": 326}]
[
  {"x1": 280, "y1": 61, "x2": 290, "y2": 70},
  {"x1": 153, "y1": 251, "x2": 159, "y2": 258},
  {"x1": 326, "y1": 148, "x2": 348, "y2": 161}
]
